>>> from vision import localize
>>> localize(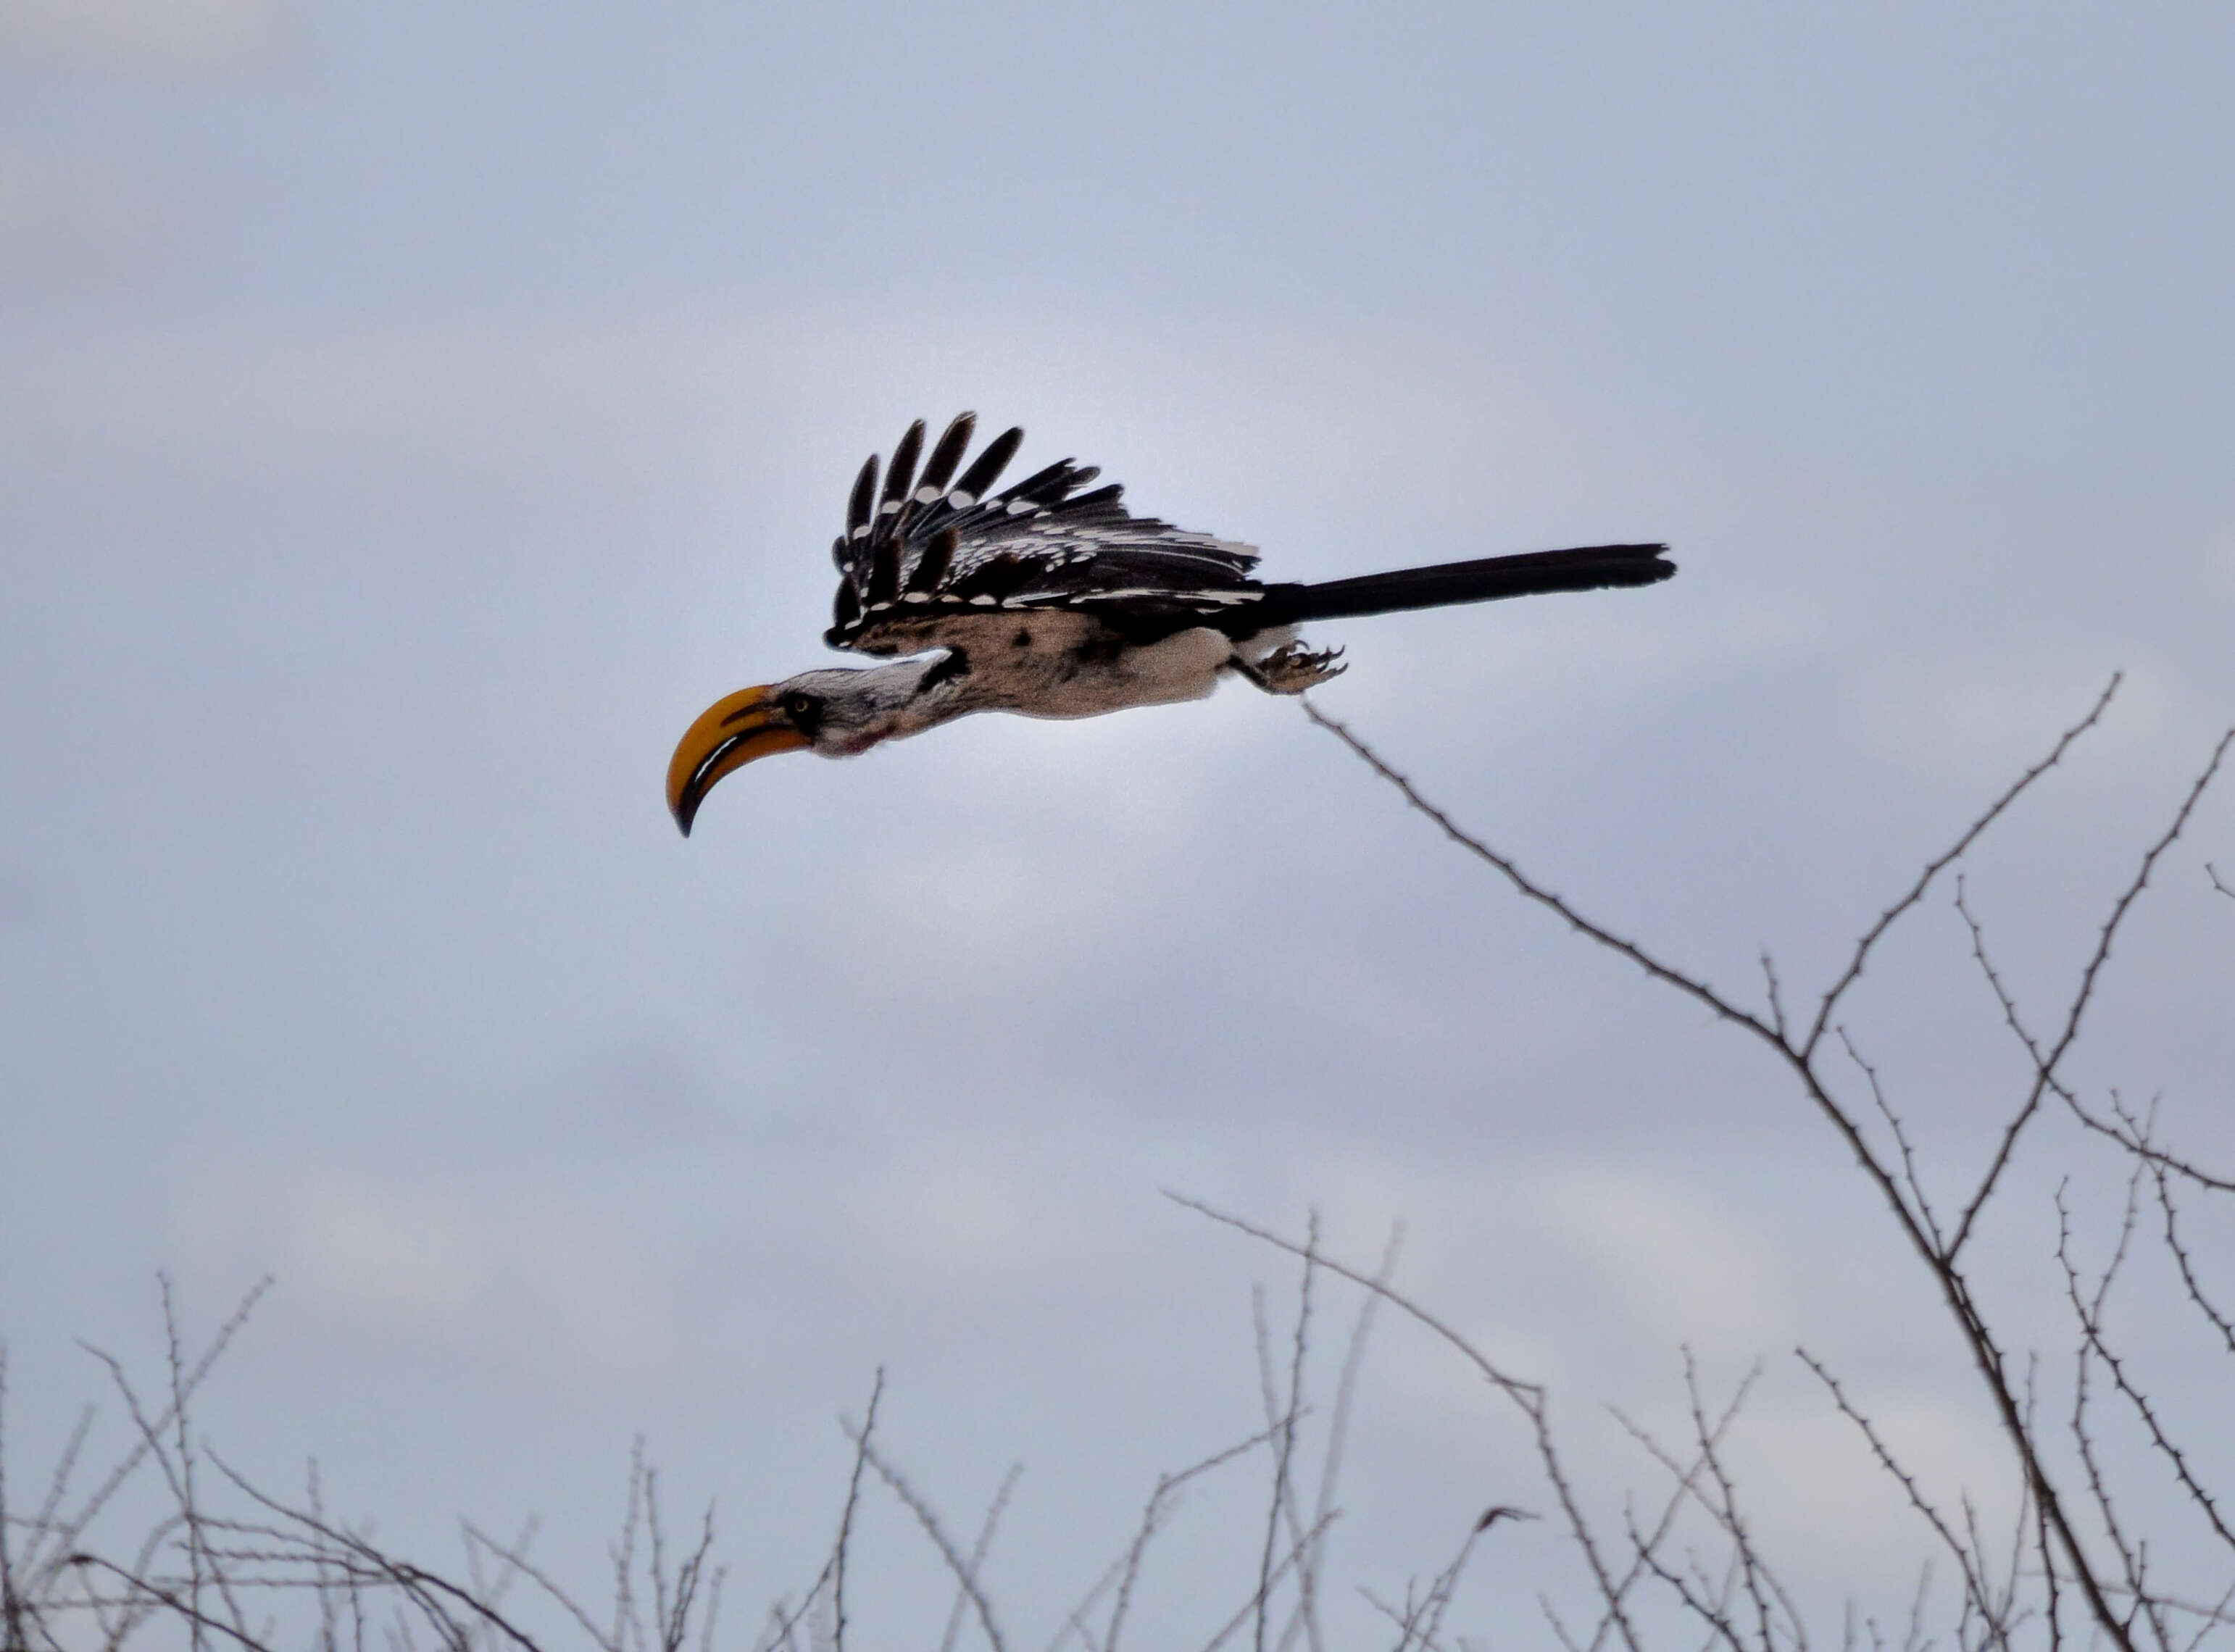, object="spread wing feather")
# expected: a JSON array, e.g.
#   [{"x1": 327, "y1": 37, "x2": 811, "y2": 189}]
[{"x1": 827, "y1": 414, "x2": 1265, "y2": 654}]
